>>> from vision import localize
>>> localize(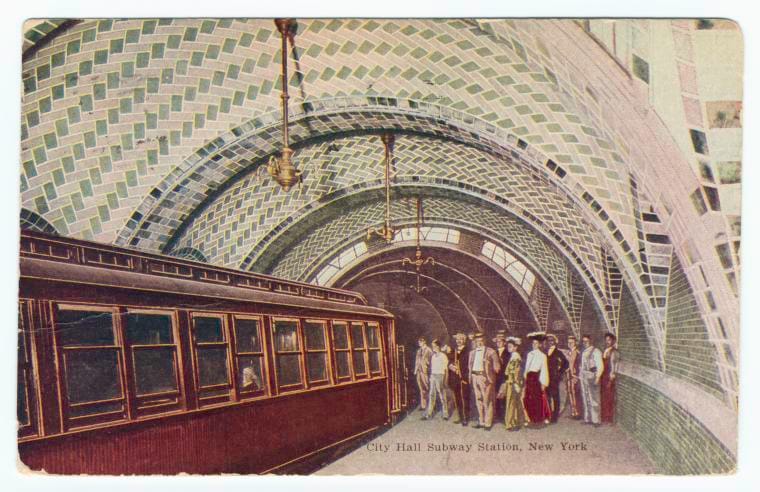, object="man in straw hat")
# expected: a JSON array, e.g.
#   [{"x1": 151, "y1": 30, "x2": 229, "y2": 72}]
[
  {"x1": 468, "y1": 331, "x2": 501, "y2": 430},
  {"x1": 523, "y1": 332, "x2": 551, "y2": 426},
  {"x1": 580, "y1": 333, "x2": 604, "y2": 427}
]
